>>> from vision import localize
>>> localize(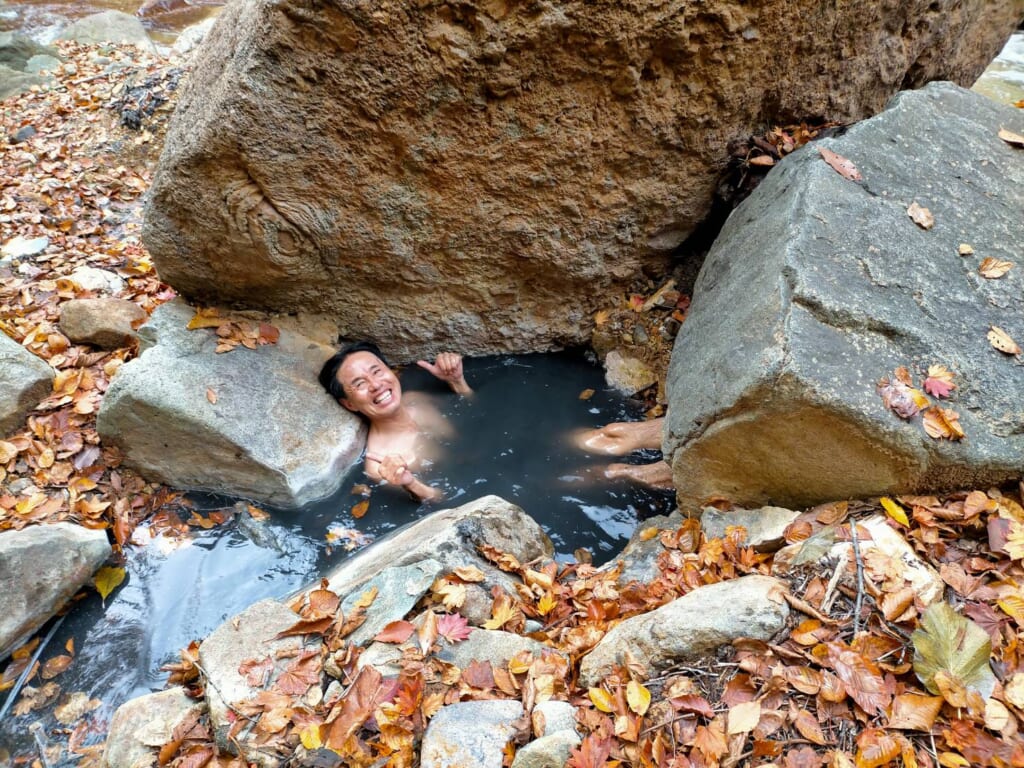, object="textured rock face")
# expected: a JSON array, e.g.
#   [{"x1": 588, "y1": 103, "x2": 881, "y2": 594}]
[
  {"x1": 104, "y1": 688, "x2": 204, "y2": 768},
  {"x1": 665, "y1": 83, "x2": 1024, "y2": 510},
  {"x1": 96, "y1": 300, "x2": 364, "y2": 507},
  {"x1": 143, "y1": 0, "x2": 1023, "y2": 358},
  {"x1": 0, "y1": 332, "x2": 53, "y2": 438},
  {"x1": 59, "y1": 298, "x2": 147, "y2": 349},
  {"x1": 0, "y1": 523, "x2": 111, "y2": 660}
]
